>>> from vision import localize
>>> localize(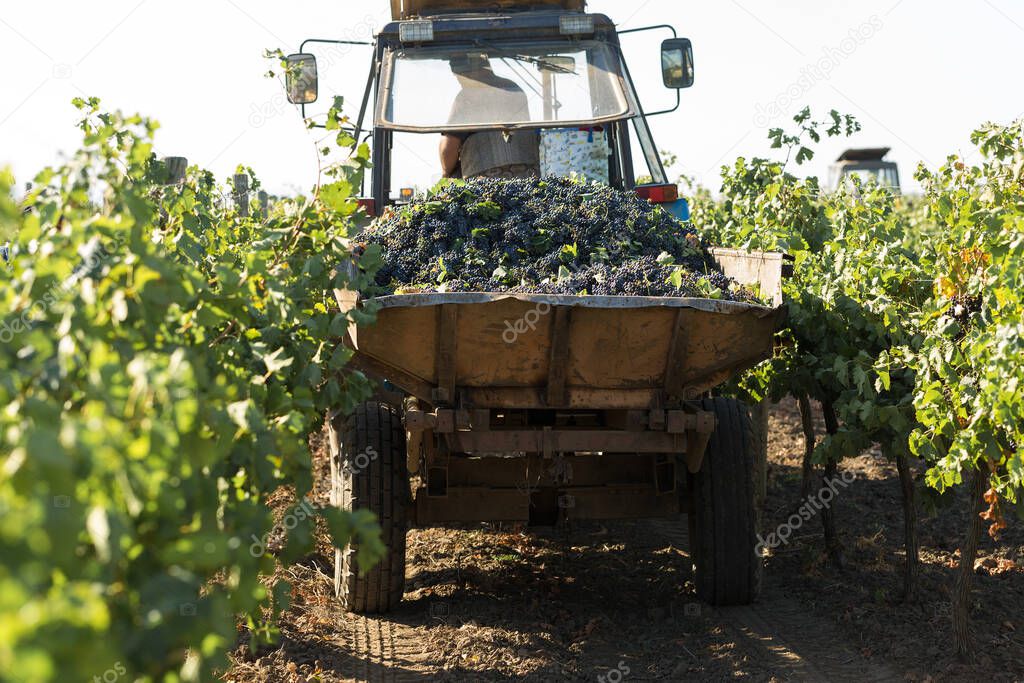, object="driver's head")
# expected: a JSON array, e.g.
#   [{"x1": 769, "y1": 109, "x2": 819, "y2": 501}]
[{"x1": 450, "y1": 52, "x2": 492, "y2": 79}]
